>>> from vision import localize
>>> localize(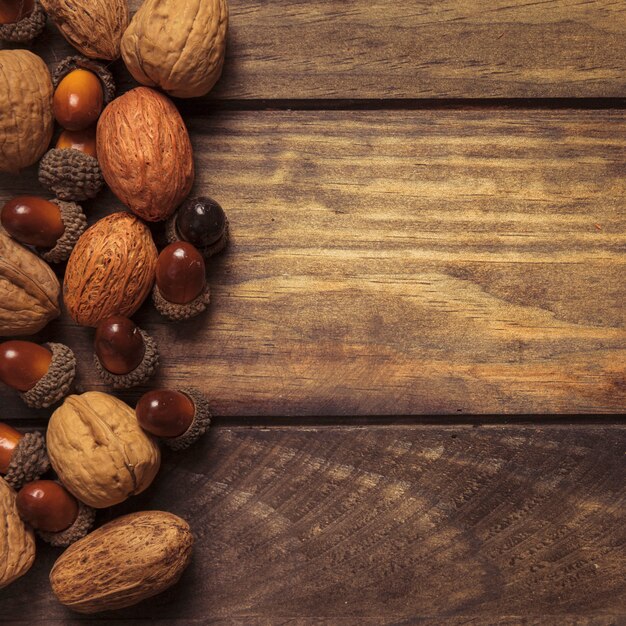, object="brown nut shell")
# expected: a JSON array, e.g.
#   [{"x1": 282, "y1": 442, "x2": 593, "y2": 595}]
[
  {"x1": 50, "y1": 511, "x2": 193, "y2": 613},
  {"x1": 152, "y1": 283, "x2": 210, "y2": 322},
  {"x1": 40, "y1": 0, "x2": 129, "y2": 60},
  {"x1": 0, "y1": 50, "x2": 53, "y2": 174},
  {"x1": 0, "y1": 1, "x2": 46, "y2": 43},
  {"x1": 39, "y1": 499, "x2": 96, "y2": 548},
  {"x1": 94, "y1": 329, "x2": 159, "y2": 390},
  {"x1": 0, "y1": 230, "x2": 61, "y2": 336},
  {"x1": 164, "y1": 388, "x2": 211, "y2": 451},
  {"x1": 0, "y1": 478, "x2": 36, "y2": 589},
  {"x1": 166, "y1": 213, "x2": 230, "y2": 259},
  {"x1": 64, "y1": 212, "x2": 158, "y2": 327},
  {"x1": 97, "y1": 87, "x2": 194, "y2": 222},
  {"x1": 52, "y1": 55, "x2": 116, "y2": 105},
  {"x1": 20, "y1": 343, "x2": 76, "y2": 409},
  {"x1": 4, "y1": 431, "x2": 50, "y2": 492},
  {"x1": 121, "y1": 0, "x2": 228, "y2": 99},
  {"x1": 47, "y1": 392, "x2": 161, "y2": 509},
  {"x1": 38, "y1": 148, "x2": 104, "y2": 202},
  {"x1": 39, "y1": 200, "x2": 88, "y2": 264}
]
